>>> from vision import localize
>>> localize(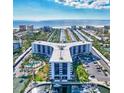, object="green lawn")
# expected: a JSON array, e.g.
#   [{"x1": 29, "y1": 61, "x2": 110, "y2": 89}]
[
  {"x1": 34, "y1": 64, "x2": 49, "y2": 82},
  {"x1": 71, "y1": 31, "x2": 80, "y2": 41},
  {"x1": 65, "y1": 29, "x2": 71, "y2": 42},
  {"x1": 34, "y1": 74, "x2": 43, "y2": 82}
]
